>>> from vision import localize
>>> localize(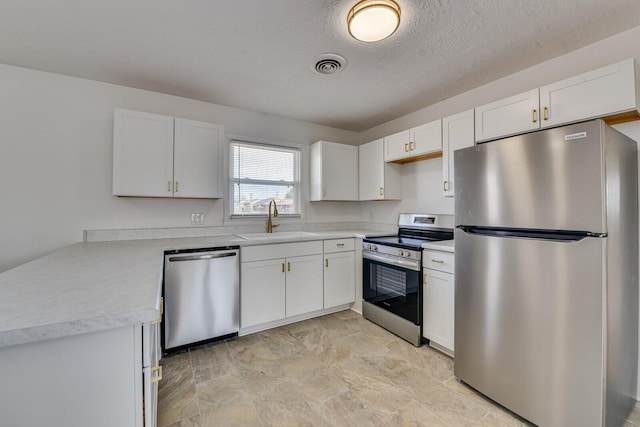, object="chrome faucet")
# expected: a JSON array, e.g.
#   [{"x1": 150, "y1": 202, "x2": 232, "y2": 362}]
[{"x1": 267, "y1": 199, "x2": 279, "y2": 233}]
